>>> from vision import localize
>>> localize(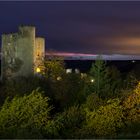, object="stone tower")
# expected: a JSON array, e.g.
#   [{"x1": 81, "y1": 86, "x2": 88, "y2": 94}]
[{"x1": 1, "y1": 26, "x2": 45, "y2": 79}]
